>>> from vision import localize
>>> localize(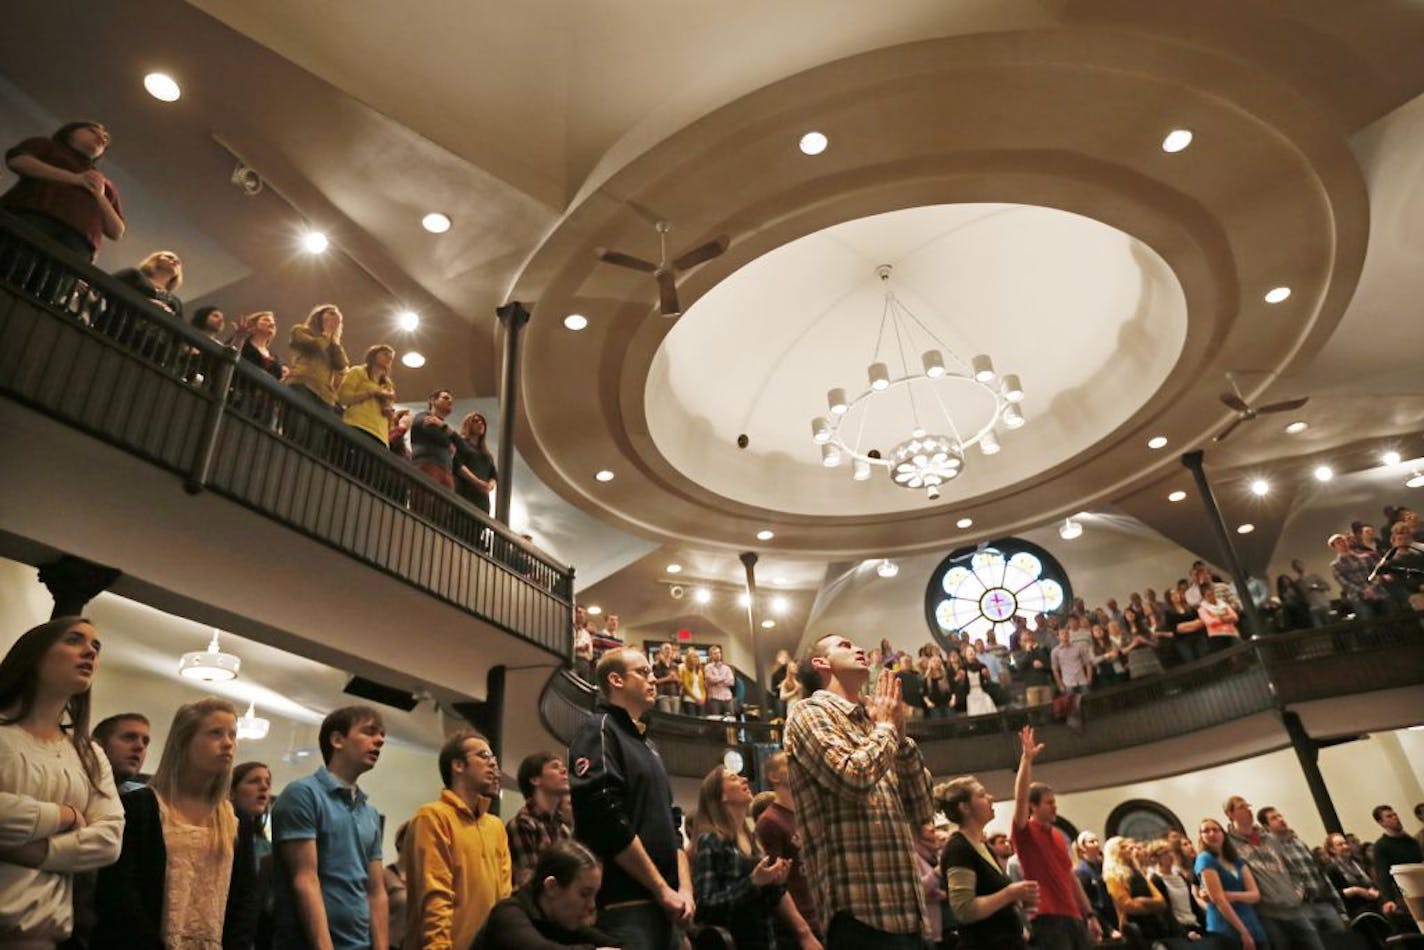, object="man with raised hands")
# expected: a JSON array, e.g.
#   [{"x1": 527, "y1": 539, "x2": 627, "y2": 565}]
[{"x1": 784, "y1": 634, "x2": 934, "y2": 949}]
